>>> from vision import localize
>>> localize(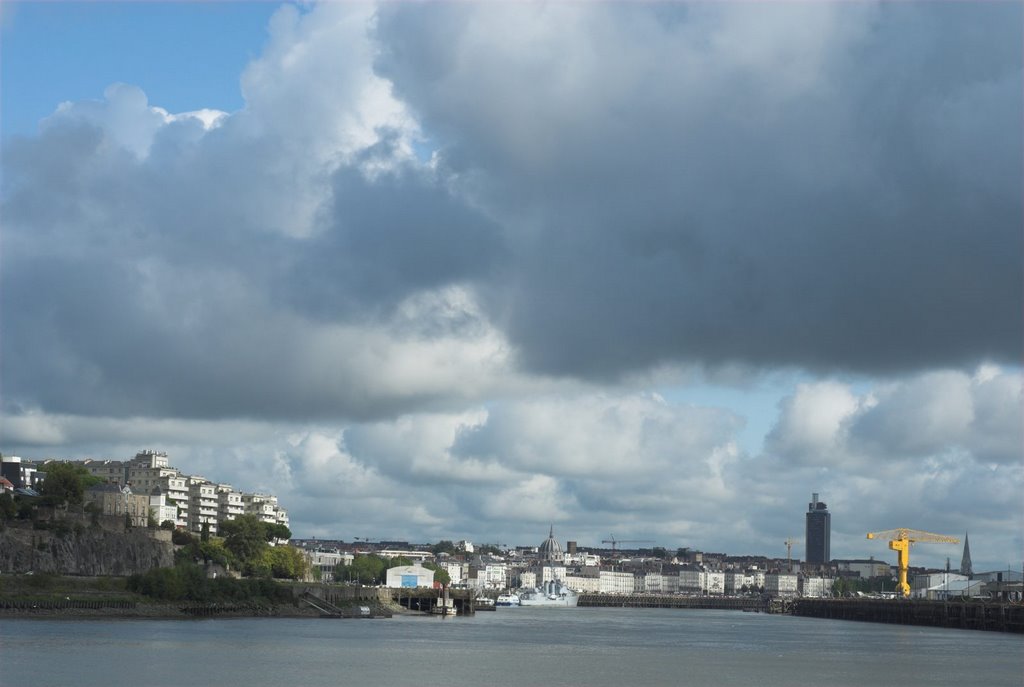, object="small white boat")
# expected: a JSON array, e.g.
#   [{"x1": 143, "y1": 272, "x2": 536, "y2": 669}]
[{"x1": 496, "y1": 593, "x2": 520, "y2": 606}]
